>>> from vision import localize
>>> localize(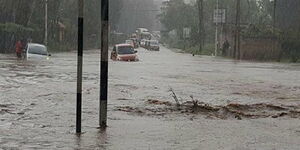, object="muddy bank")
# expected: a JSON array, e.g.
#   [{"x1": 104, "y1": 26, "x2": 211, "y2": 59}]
[{"x1": 116, "y1": 99, "x2": 300, "y2": 120}]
